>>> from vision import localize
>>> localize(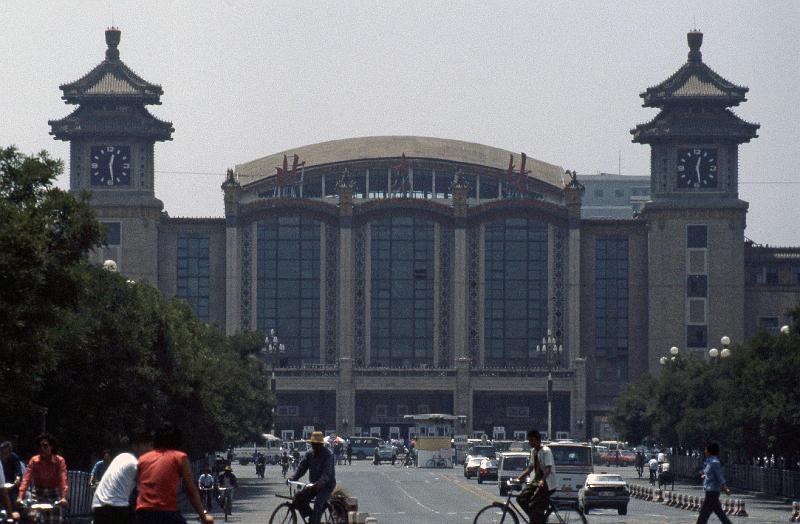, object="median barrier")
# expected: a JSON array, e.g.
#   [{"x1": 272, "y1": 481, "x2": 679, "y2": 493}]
[
  {"x1": 654, "y1": 489, "x2": 664, "y2": 503},
  {"x1": 734, "y1": 499, "x2": 748, "y2": 517}
]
